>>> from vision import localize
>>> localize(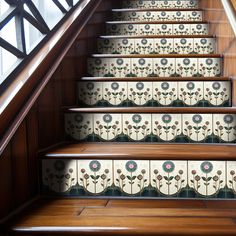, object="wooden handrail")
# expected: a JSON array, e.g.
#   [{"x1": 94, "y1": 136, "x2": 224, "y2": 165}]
[{"x1": 0, "y1": 0, "x2": 103, "y2": 156}]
